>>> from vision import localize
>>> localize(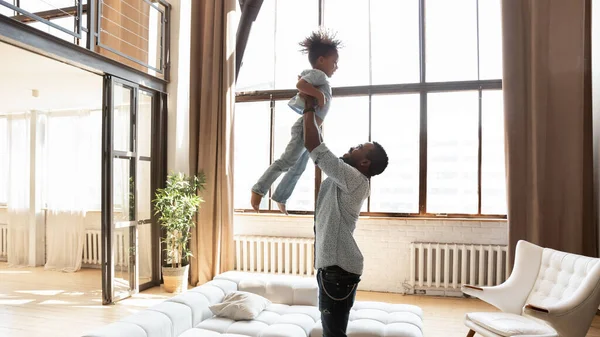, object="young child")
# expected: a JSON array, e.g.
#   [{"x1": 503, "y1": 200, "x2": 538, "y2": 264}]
[{"x1": 250, "y1": 29, "x2": 341, "y2": 214}]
